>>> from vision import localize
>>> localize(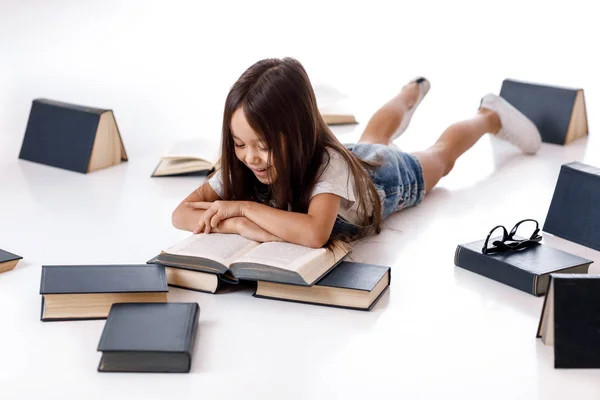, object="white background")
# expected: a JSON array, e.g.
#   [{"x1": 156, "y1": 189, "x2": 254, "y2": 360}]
[{"x1": 1, "y1": 0, "x2": 600, "y2": 399}]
